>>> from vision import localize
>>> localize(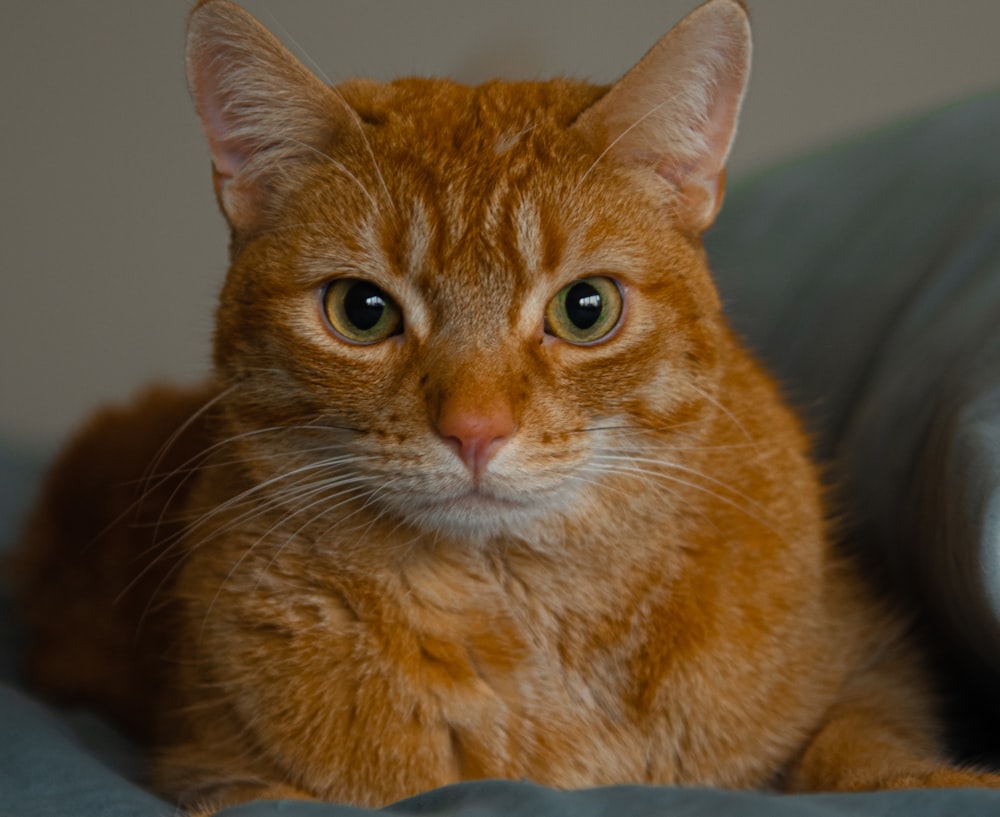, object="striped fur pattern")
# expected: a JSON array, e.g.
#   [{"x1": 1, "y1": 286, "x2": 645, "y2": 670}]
[{"x1": 12, "y1": 1, "x2": 1000, "y2": 813}]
